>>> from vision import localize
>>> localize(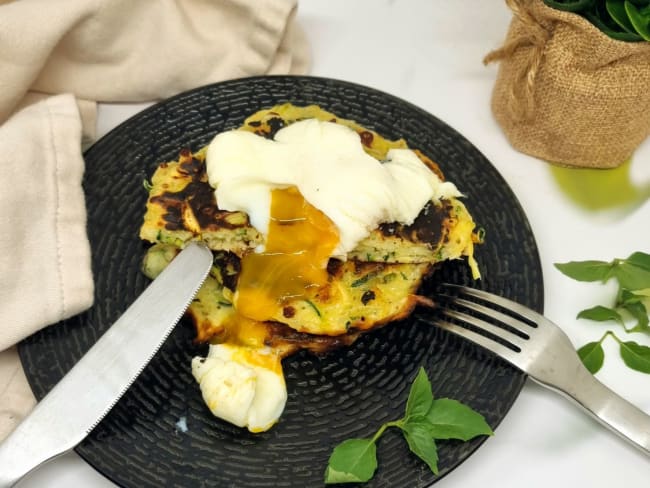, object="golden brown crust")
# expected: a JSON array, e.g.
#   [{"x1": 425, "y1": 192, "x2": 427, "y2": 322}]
[
  {"x1": 139, "y1": 103, "x2": 464, "y2": 262},
  {"x1": 140, "y1": 149, "x2": 263, "y2": 255},
  {"x1": 139, "y1": 103, "x2": 481, "y2": 351}
]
